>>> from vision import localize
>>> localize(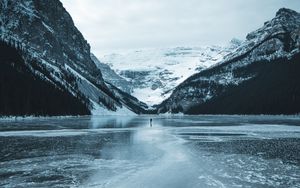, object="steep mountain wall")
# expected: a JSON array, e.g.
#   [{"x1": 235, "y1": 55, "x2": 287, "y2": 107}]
[
  {"x1": 157, "y1": 8, "x2": 300, "y2": 115},
  {"x1": 0, "y1": 0, "x2": 146, "y2": 116}
]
